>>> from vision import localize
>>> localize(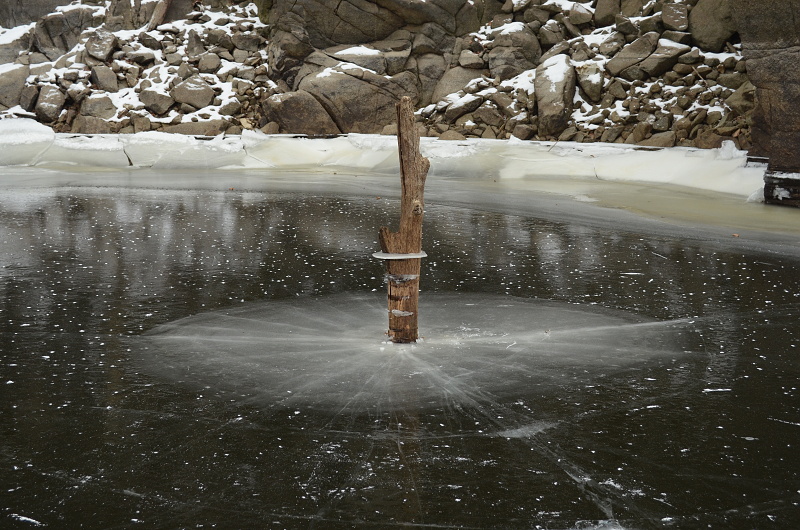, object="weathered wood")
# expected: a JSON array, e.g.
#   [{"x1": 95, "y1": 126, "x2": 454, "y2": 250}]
[{"x1": 379, "y1": 96, "x2": 430, "y2": 343}]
